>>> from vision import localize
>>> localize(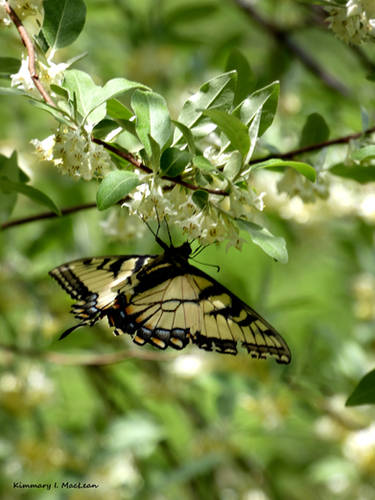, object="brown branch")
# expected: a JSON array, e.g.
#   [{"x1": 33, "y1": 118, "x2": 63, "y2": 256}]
[
  {"x1": 0, "y1": 342, "x2": 173, "y2": 365},
  {"x1": 5, "y1": 2, "x2": 55, "y2": 106},
  {"x1": 1, "y1": 202, "x2": 97, "y2": 230},
  {"x1": 250, "y1": 125, "x2": 375, "y2": 164},
  {"x1": 92, "y1": 137, "x2": 228, "y2": 196},
  {"x1": 232, "y1": 0, "x2": 350, "y2": 97},
  {"x1": 3, "y1": 126, "x2": 375, "y2": 231}
]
